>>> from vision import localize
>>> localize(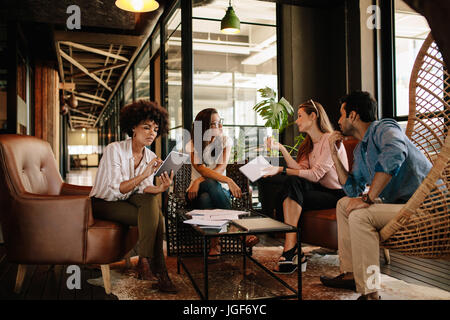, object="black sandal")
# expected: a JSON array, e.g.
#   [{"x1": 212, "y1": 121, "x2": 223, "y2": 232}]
[{"x1": 273, "y1": 247, "x2": 307, "y2": 274}]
